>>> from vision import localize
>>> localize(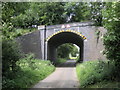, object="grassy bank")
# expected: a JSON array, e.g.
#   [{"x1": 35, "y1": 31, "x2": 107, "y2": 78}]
[
  {"x1": 87, "y1": 81, "x2": 120, "y2": 88},
  {"x1": 2, "y1": 56, "x2": 55, "y2": 88},
  {"x1": 76, "y1": 60, "x2": 120, "y2": 88}
]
